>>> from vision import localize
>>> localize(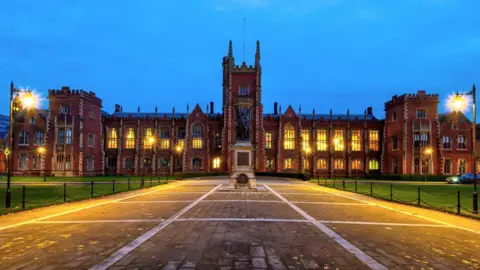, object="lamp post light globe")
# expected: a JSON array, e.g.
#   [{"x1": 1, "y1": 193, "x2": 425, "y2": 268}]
[
  {"x1": 37, "y1": 146, "x2": 46, "y2": 154},
  {"x1": 424, "y1": 147, "x2": 432, "y2": 155}
]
